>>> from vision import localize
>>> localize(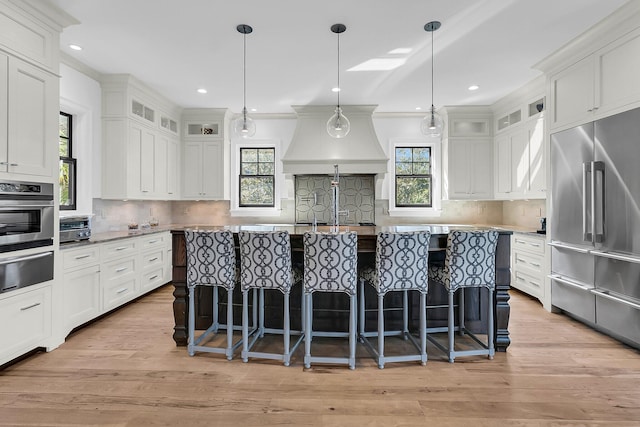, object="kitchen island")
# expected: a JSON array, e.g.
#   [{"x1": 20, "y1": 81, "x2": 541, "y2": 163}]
[{"x1": 170, "y1": 225, "x2": 512, "y2": 352}]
